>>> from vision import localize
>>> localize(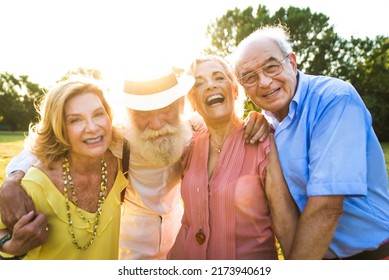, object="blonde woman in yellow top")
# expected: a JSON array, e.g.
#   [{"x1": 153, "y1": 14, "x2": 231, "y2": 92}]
[{"x1": 0, "y1": 77, "x2": 127, "y2": 259}]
